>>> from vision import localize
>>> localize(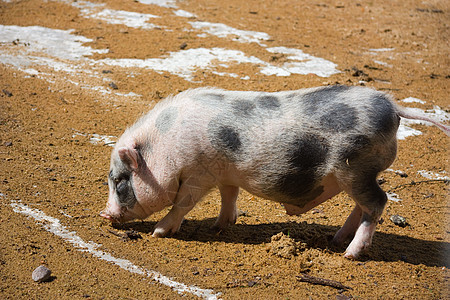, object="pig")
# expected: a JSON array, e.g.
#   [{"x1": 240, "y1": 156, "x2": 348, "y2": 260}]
[{"x1": 100, "y1": 85, "x2": 449, "y2": 259}]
